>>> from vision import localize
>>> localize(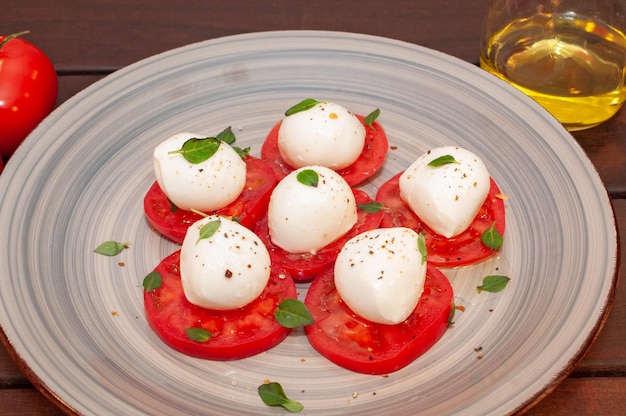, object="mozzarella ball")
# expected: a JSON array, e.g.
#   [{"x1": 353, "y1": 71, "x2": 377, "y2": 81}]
[
  {"x1": 153, "y1": 132, "x2": 246, "y2": 212},
  {"x1": 268, "y1": 165, "x2": 357, "y2": 253},
  {"x1": 334, "y1": 227, "x2": 426, "y2": 325},
  {"x1": 180, "y1": 216, "x2": 271, "y2": 310},
  {"x1": 399, "y1": 146, "x2": 490, "y2": 238},
  {"x1": 278, "y1": 102, "x2": 365, "y2": 170}
]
